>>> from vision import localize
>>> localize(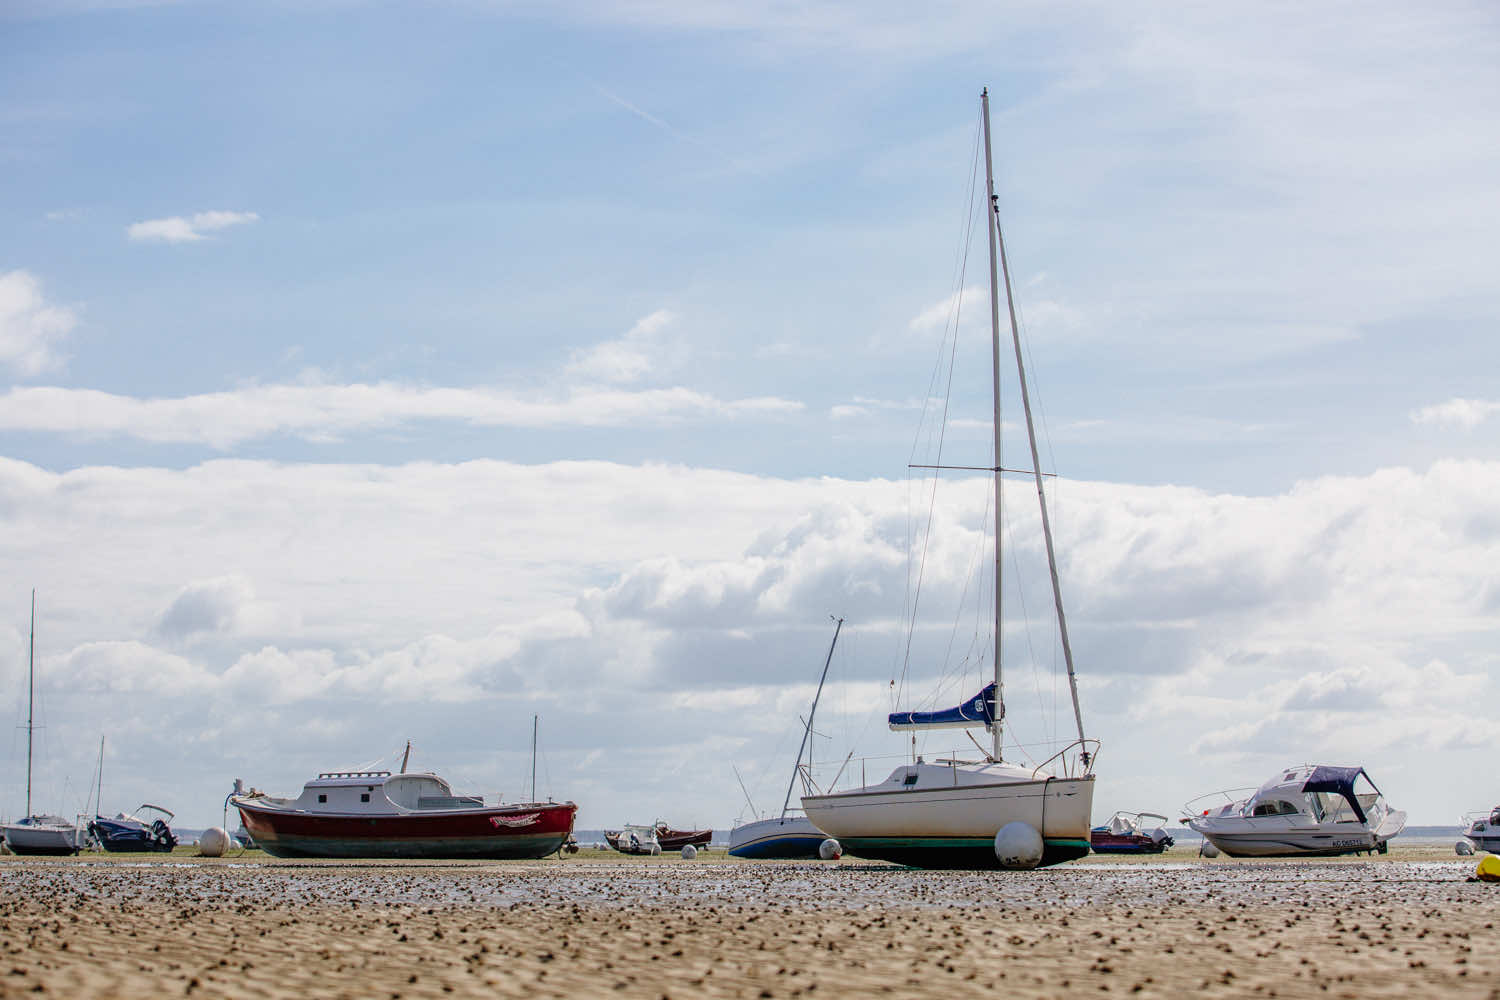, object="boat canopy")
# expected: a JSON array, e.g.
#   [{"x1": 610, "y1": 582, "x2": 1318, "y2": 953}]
[
  {"x1": 888, "y1": 683, "x2": 998, "y2": 731},
  {"x1": 1300, "y1": 765, "x2": 1374, "y2": 825}
]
